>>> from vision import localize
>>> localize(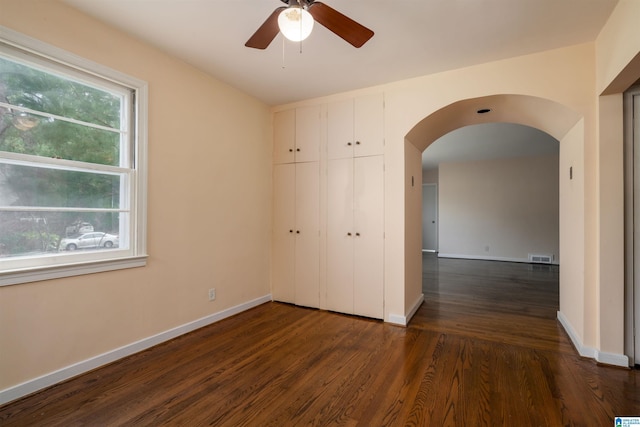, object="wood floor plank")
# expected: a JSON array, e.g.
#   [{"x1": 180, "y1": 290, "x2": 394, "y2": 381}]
[{"x1": 1, "y1": 254, "x2": 638, "y2": 426}]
